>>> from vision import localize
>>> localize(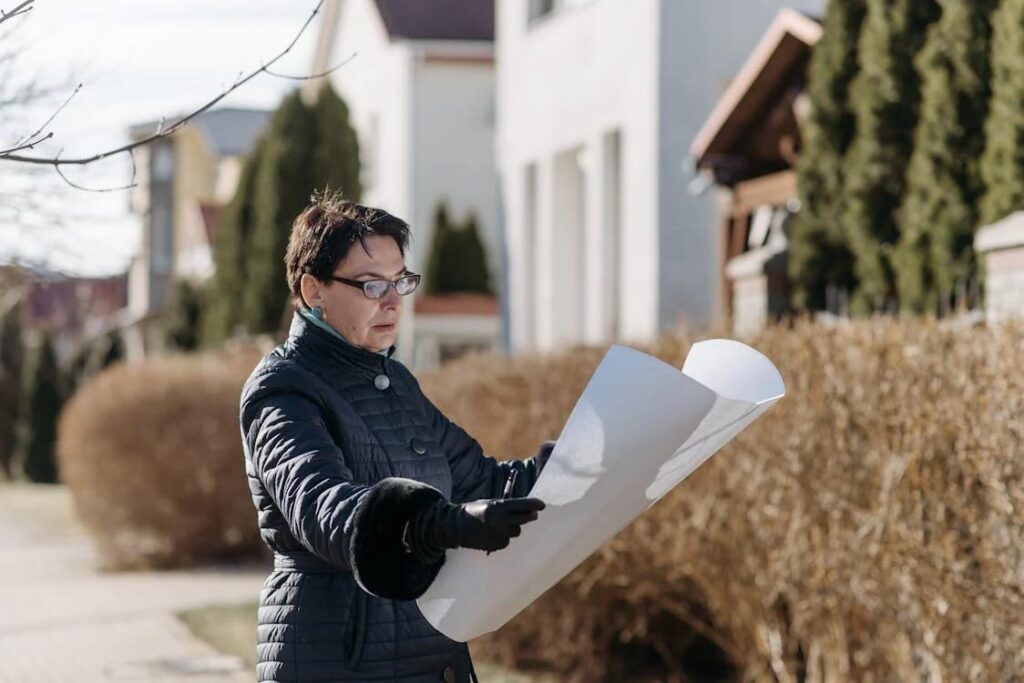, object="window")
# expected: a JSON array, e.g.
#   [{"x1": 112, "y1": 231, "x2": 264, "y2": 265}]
[
  {"x1": 151, "y1": 143, "x2": 174, "y2": 183},
  {"x1": 523, "y1": 163, "x2": 538, "y2": 345},
  {"x1": 528, "y1": 0, "x2": 593, "y2": 24},
  {"x1": 150, "y1": 203, "x2": 173, "y2": 273},
  {"x1": 551, "y1": 147, "x2": 585, "y2": 343},
  {"x1": 602, "y1": 130, "x2": 622, "y2": 339}
]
